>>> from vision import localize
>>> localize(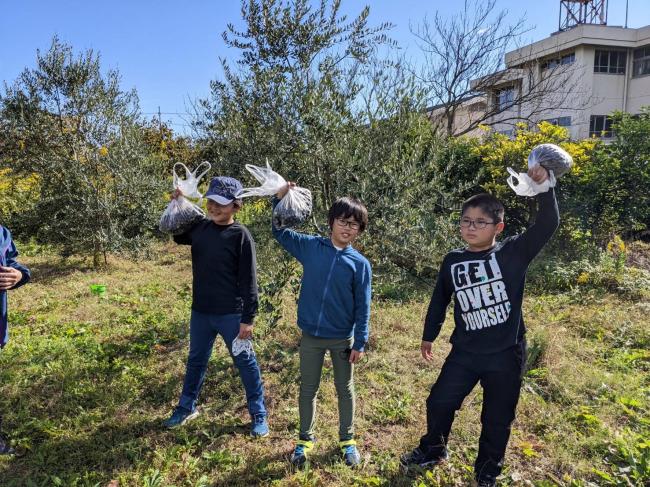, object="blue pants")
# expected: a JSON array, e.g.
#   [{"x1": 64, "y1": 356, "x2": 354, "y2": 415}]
[{"x1": 178, "y1": 310, "x2": 267, "y2": 417}]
